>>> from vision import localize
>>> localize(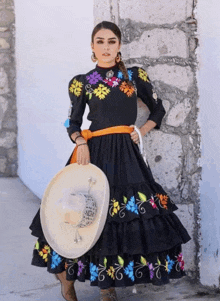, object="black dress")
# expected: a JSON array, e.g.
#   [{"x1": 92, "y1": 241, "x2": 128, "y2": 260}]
[{"x1": 29, "y1": 64, "x2": 191, "y2": 289}]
